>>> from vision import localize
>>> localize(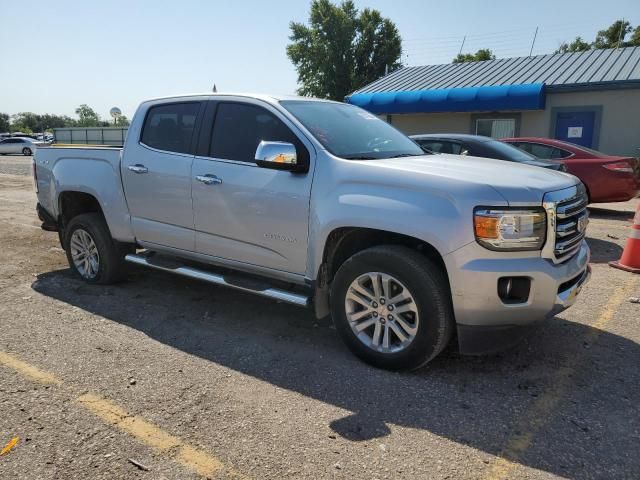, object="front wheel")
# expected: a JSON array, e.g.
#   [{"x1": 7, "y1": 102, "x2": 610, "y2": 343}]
[
  {"x1": 331, "y1": 245, "x2": 454, "y2": 370},
  {"x1": 22, "y1": 147, "x2": 32, "y2": 156},
  {"x1": 63, "y1": 213, "x2": 129, "y2": 284}
]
